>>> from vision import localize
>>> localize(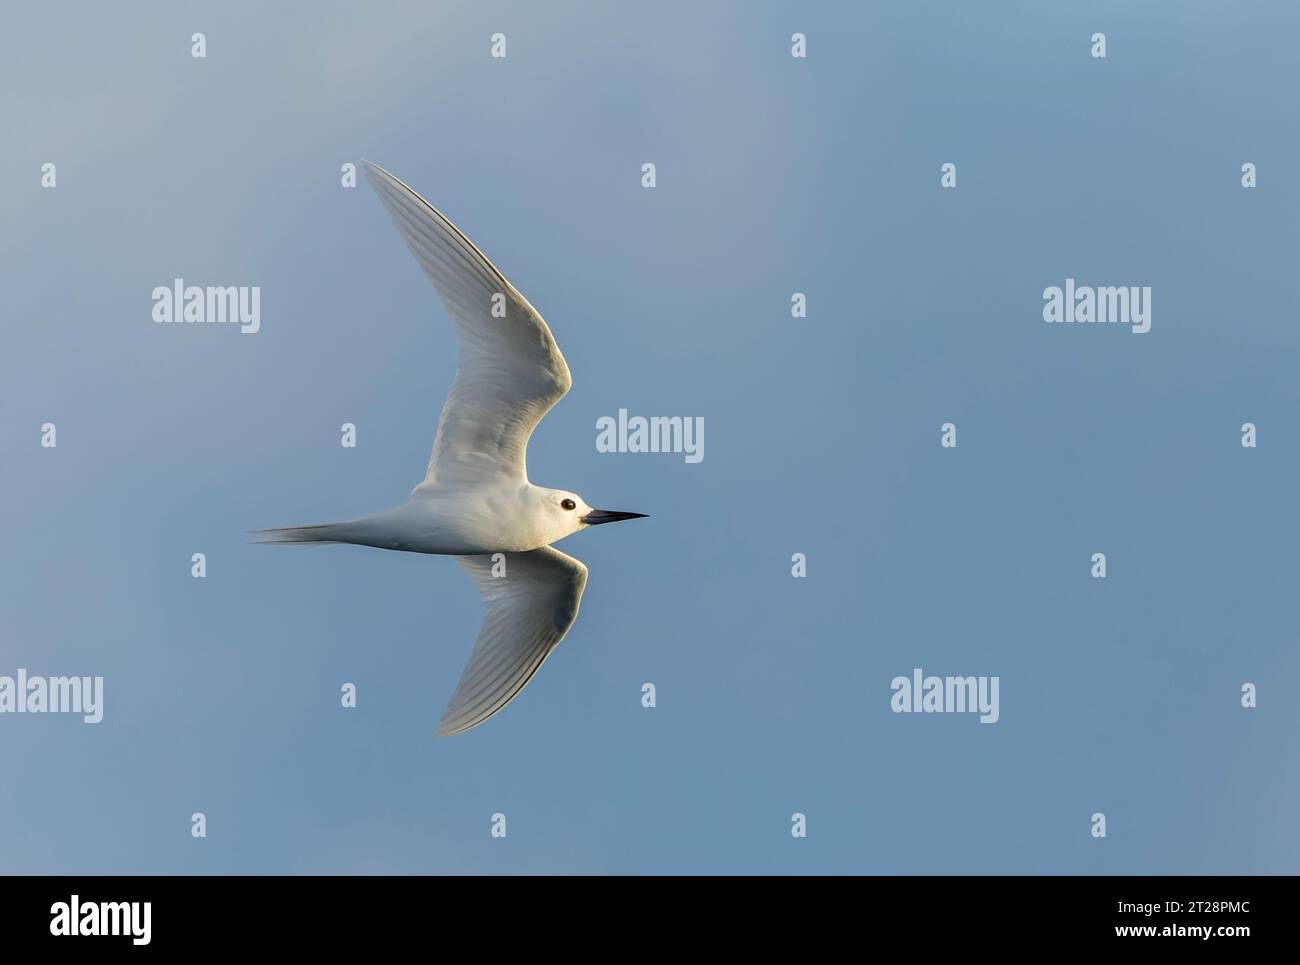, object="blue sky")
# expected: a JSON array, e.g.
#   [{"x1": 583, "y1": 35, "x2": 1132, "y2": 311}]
[{"x1": 1, "y1": 1, "x2": 1297, "y2": 873}]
